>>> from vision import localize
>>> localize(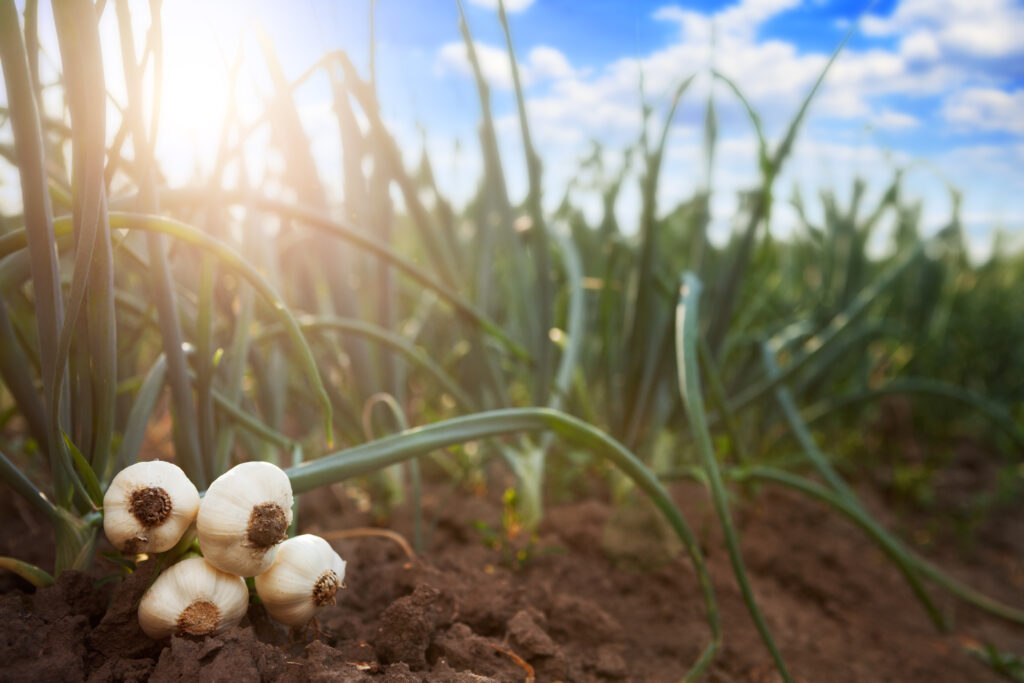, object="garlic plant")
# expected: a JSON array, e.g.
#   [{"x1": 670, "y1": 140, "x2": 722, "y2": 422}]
[
  {"x1": 138, "y1": 556, "x2": 249, "y2": 639},
  {"x1": 103, "y1": 461, "x2": 201, "y2": 553},
  {"x1": 254, "y1": 534, "x2": 346, "y2": 626},
  {"x1": 196, "y1": 461, "x2": 294, "y2": 576}
]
